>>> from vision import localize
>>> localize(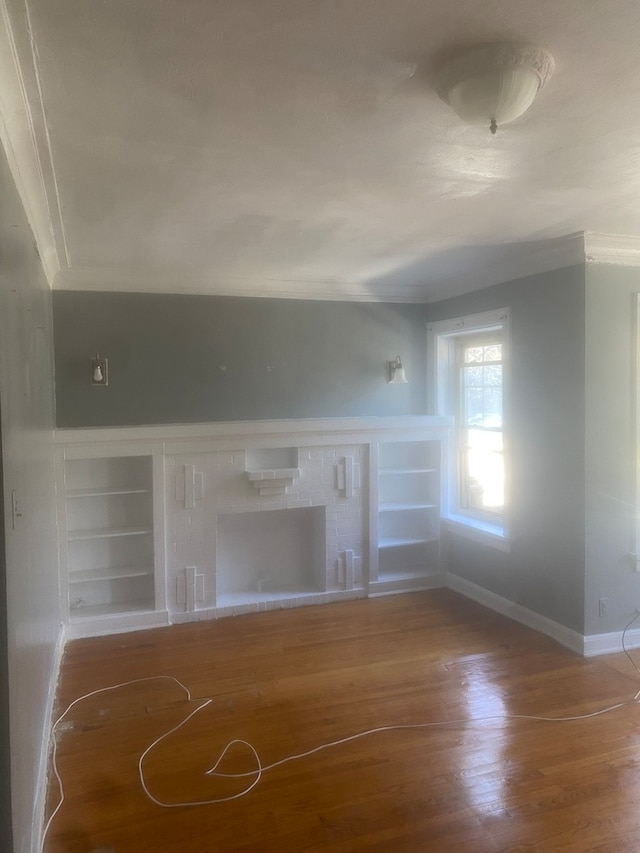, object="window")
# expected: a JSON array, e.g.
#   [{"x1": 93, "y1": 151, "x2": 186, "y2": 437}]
[
  {"x1": 427, "y1": 308, "x2": 510, "y2": 549},
  {"x1": 458, "y1": 335, "x2": 504, "y2": 518}
]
